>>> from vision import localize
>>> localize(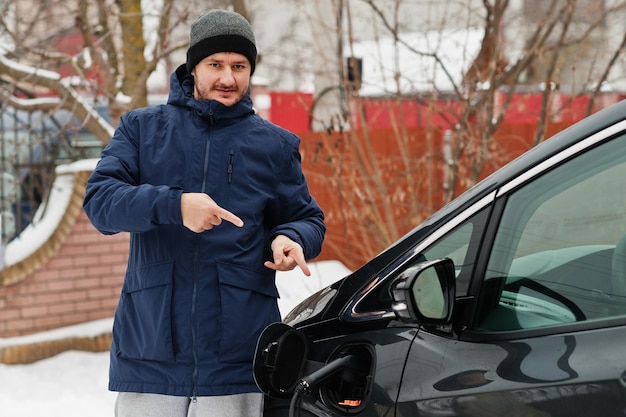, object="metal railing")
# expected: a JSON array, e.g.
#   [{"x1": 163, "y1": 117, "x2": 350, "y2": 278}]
[{"x1": 0, "y1": 100, "x2": 103, "y2": 243}]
